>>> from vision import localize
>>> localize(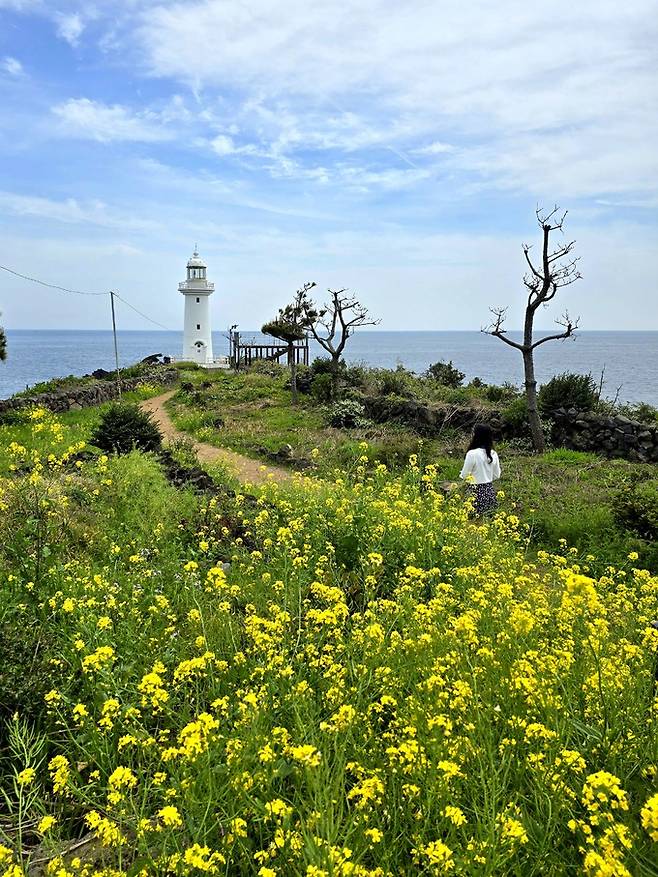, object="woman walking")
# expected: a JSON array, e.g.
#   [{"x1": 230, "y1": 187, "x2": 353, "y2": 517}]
[{"x1": 460, "y1": 424, "x2": 501, "y2": 516}]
